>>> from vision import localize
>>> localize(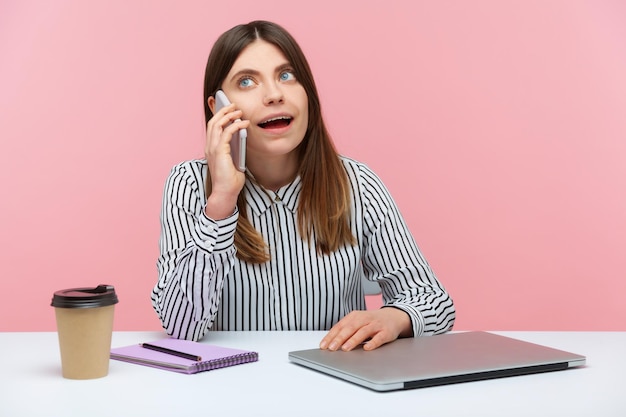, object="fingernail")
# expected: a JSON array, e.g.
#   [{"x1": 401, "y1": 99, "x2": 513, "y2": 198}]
[{"x1": 328, "y1": 342, "x2": 338, "y2": 351}]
